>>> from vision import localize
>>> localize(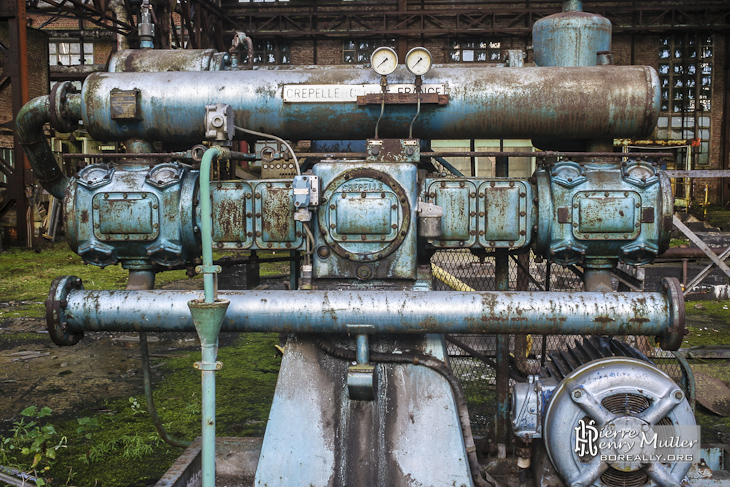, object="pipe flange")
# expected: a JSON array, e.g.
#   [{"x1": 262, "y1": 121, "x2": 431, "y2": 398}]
[
  {"x1": 658, "y1": 277, "x2": 685, "y2": 351},
  {"x1": 45, "y1": 275, "x2": 84, "y2": 346},
  {"x1": 49, "y1": 81, "x2": 79, "y2": 134}
]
